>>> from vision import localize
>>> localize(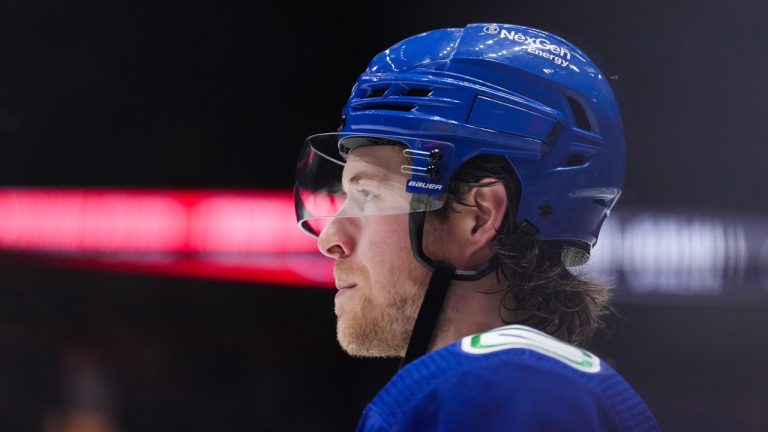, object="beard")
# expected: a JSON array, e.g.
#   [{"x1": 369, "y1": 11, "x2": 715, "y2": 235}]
[{"x1": 335, "y1": 264, "x2": 430, "y2": 358}]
